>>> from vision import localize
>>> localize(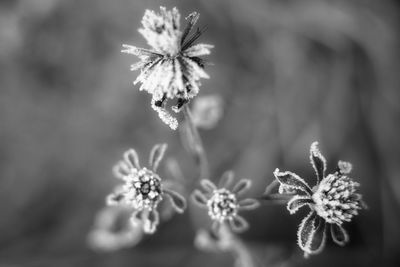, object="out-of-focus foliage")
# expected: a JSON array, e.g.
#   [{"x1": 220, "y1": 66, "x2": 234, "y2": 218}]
[{"x1": 0, "y1": 0, "x2": 399, "y2": 266}]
